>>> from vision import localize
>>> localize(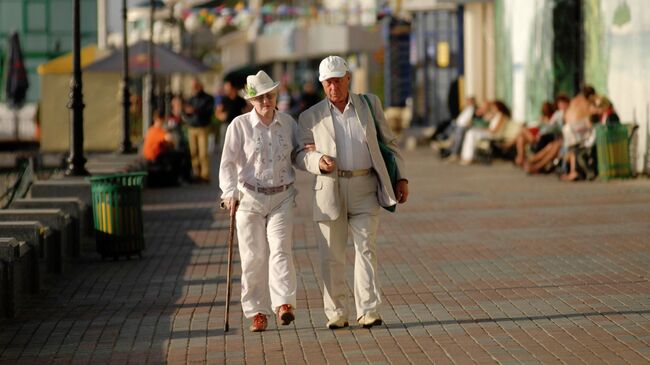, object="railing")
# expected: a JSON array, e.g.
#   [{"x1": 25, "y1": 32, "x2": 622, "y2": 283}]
[{"x1": 0, "y1": 159, "x2": 34, "y2": 209}]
